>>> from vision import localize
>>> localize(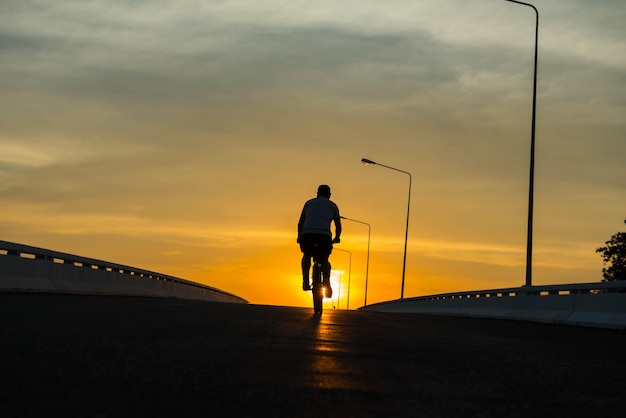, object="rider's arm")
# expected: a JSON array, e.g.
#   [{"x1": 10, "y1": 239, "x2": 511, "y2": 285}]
[
  {"x1": 333, "y1": 216, "x2": 342, "y2": 243},
  {"x1": 297, "y1": 207, "x2": 306, "y2": 243}
]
